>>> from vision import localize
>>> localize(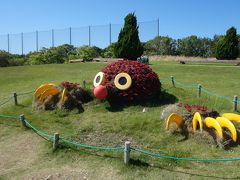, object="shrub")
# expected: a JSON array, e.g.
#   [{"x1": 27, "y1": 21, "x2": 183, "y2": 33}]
[
  {"x1": 8, "y1": 57, "x2": 26, "y2": 66},
  {"x1": 114, "y1": 13, "x2": 143, "y2": 60},
  {"x1": 27, "y1": 44, "x2": 76, "y2": 65},
  {"x1": 77, "y1": 45, "x2": 99, "y2": 61},
  {"x1": 102, "y1": 43, "x2": 116, "y2": 58},
  {"x1": 27, "y1": 52, "x2": 44, "y2": 65},
  {"x1": 216, "y1": 27, "x2": 239, "y2": 60},
  {"x1": 0, "y1": 50, "x2": 10, "y2": 67}
]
